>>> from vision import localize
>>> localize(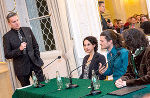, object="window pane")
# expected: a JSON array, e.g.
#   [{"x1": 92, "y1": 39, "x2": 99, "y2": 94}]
[{"x1": 26, "y1": 0, "x2": 56, "y2": 52}]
